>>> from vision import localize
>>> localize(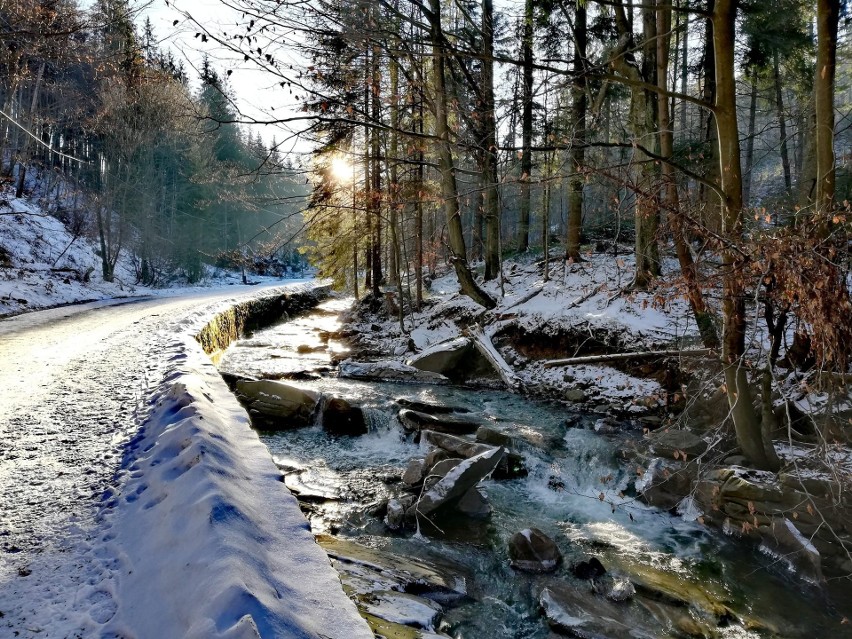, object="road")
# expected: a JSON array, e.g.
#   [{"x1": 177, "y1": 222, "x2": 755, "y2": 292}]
[{"x1": 0, "y1": 287, "x2": 274, "y2": 636}]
